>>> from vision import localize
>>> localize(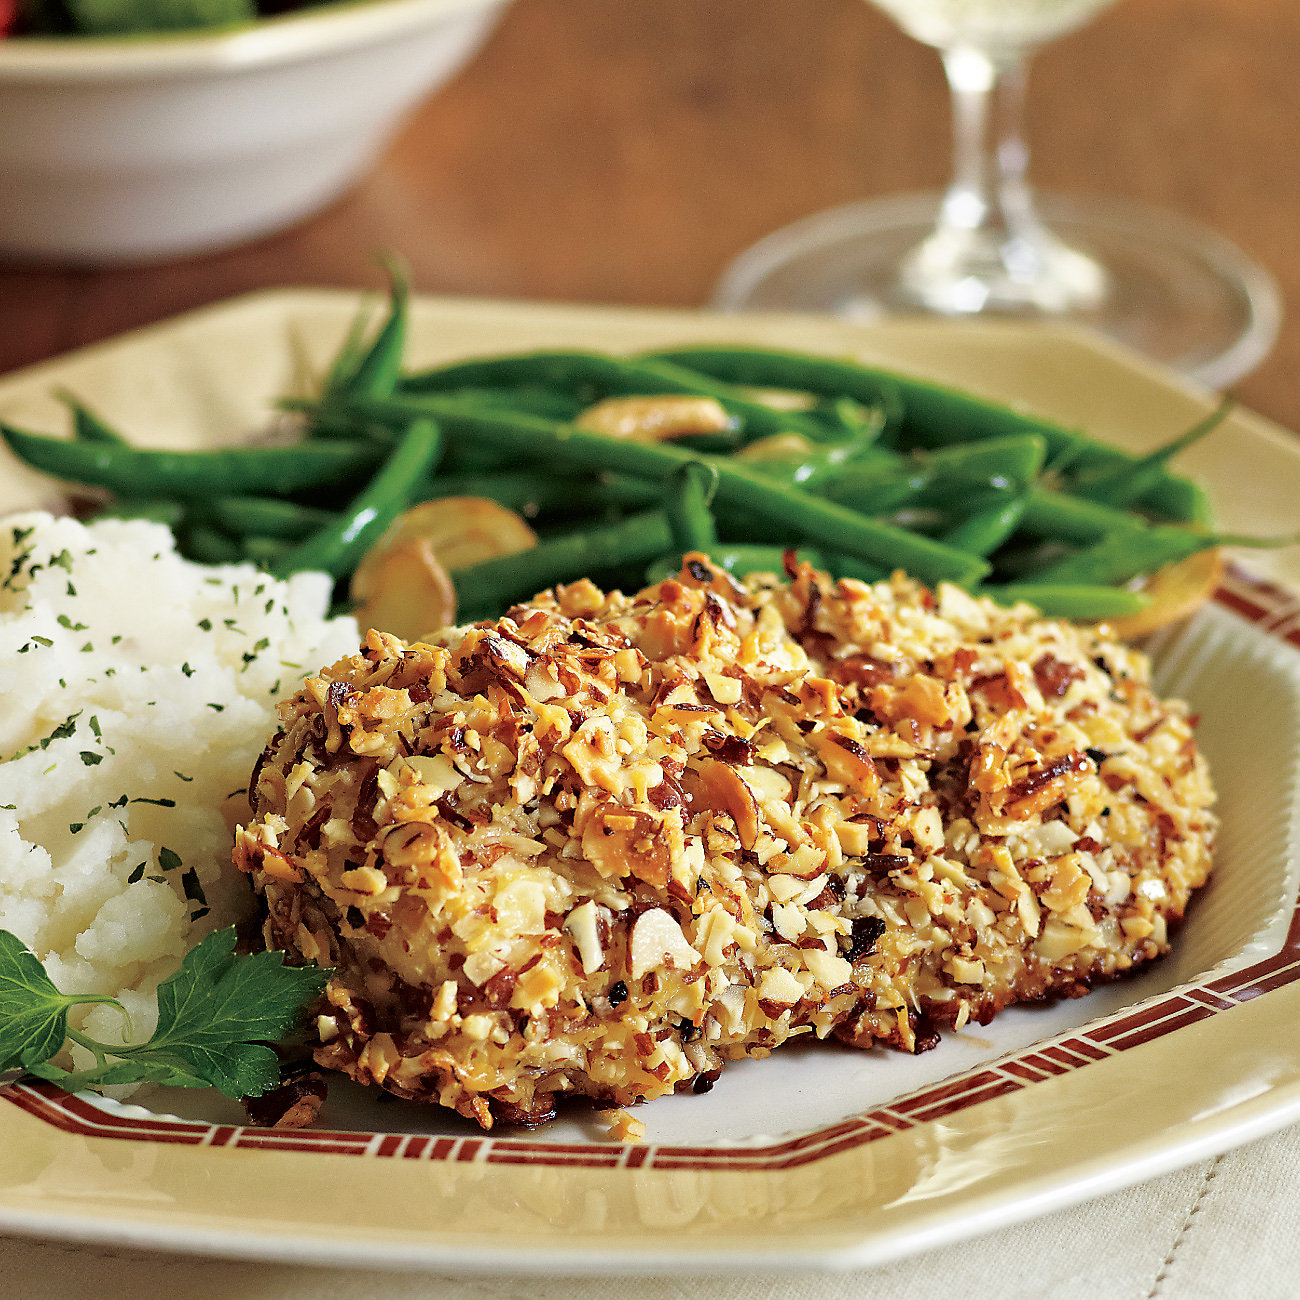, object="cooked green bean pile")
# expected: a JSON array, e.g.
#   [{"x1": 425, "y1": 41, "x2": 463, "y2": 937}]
[{"x1": 0, "y1": 278, "x2": 1267, "y2": 624}]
